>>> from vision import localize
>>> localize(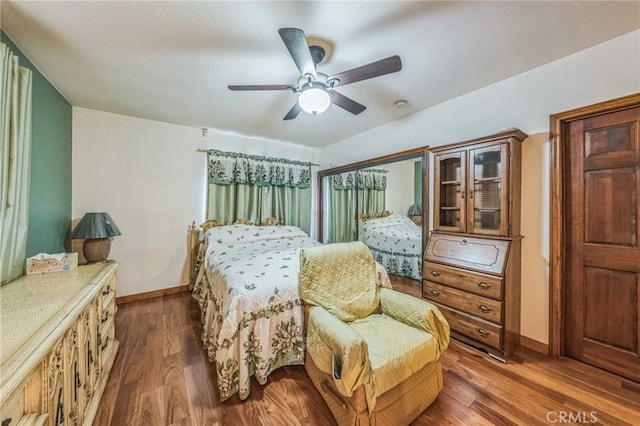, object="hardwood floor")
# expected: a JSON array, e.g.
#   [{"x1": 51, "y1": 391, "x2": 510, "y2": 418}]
[{"x1": 94, "y1": 292, "x2": 640, "y2": 425}]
